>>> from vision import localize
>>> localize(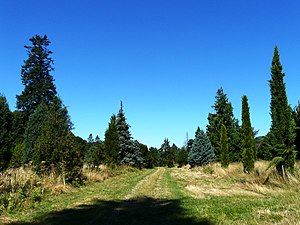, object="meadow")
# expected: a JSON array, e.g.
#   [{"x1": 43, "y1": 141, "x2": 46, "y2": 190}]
[{"x1": 1, "y1": 162, "x2": 300, "y2": 225}]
